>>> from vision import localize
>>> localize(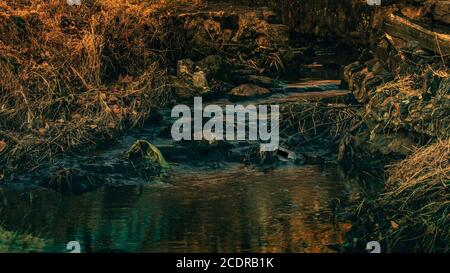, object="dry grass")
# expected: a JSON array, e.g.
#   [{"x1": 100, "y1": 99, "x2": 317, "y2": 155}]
[
  {"x1": 378, "y1": 140, "x2": 449, "y2": 252},
  {"x1": 366, "y1": 70, "x2": 450, "y2": 139},
  {"x1": 280, "y1": 100, "x2": 362, "y2": 148},
  {"x1": 0, "y1": 0, "x2": 200, "y2": 175}
]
